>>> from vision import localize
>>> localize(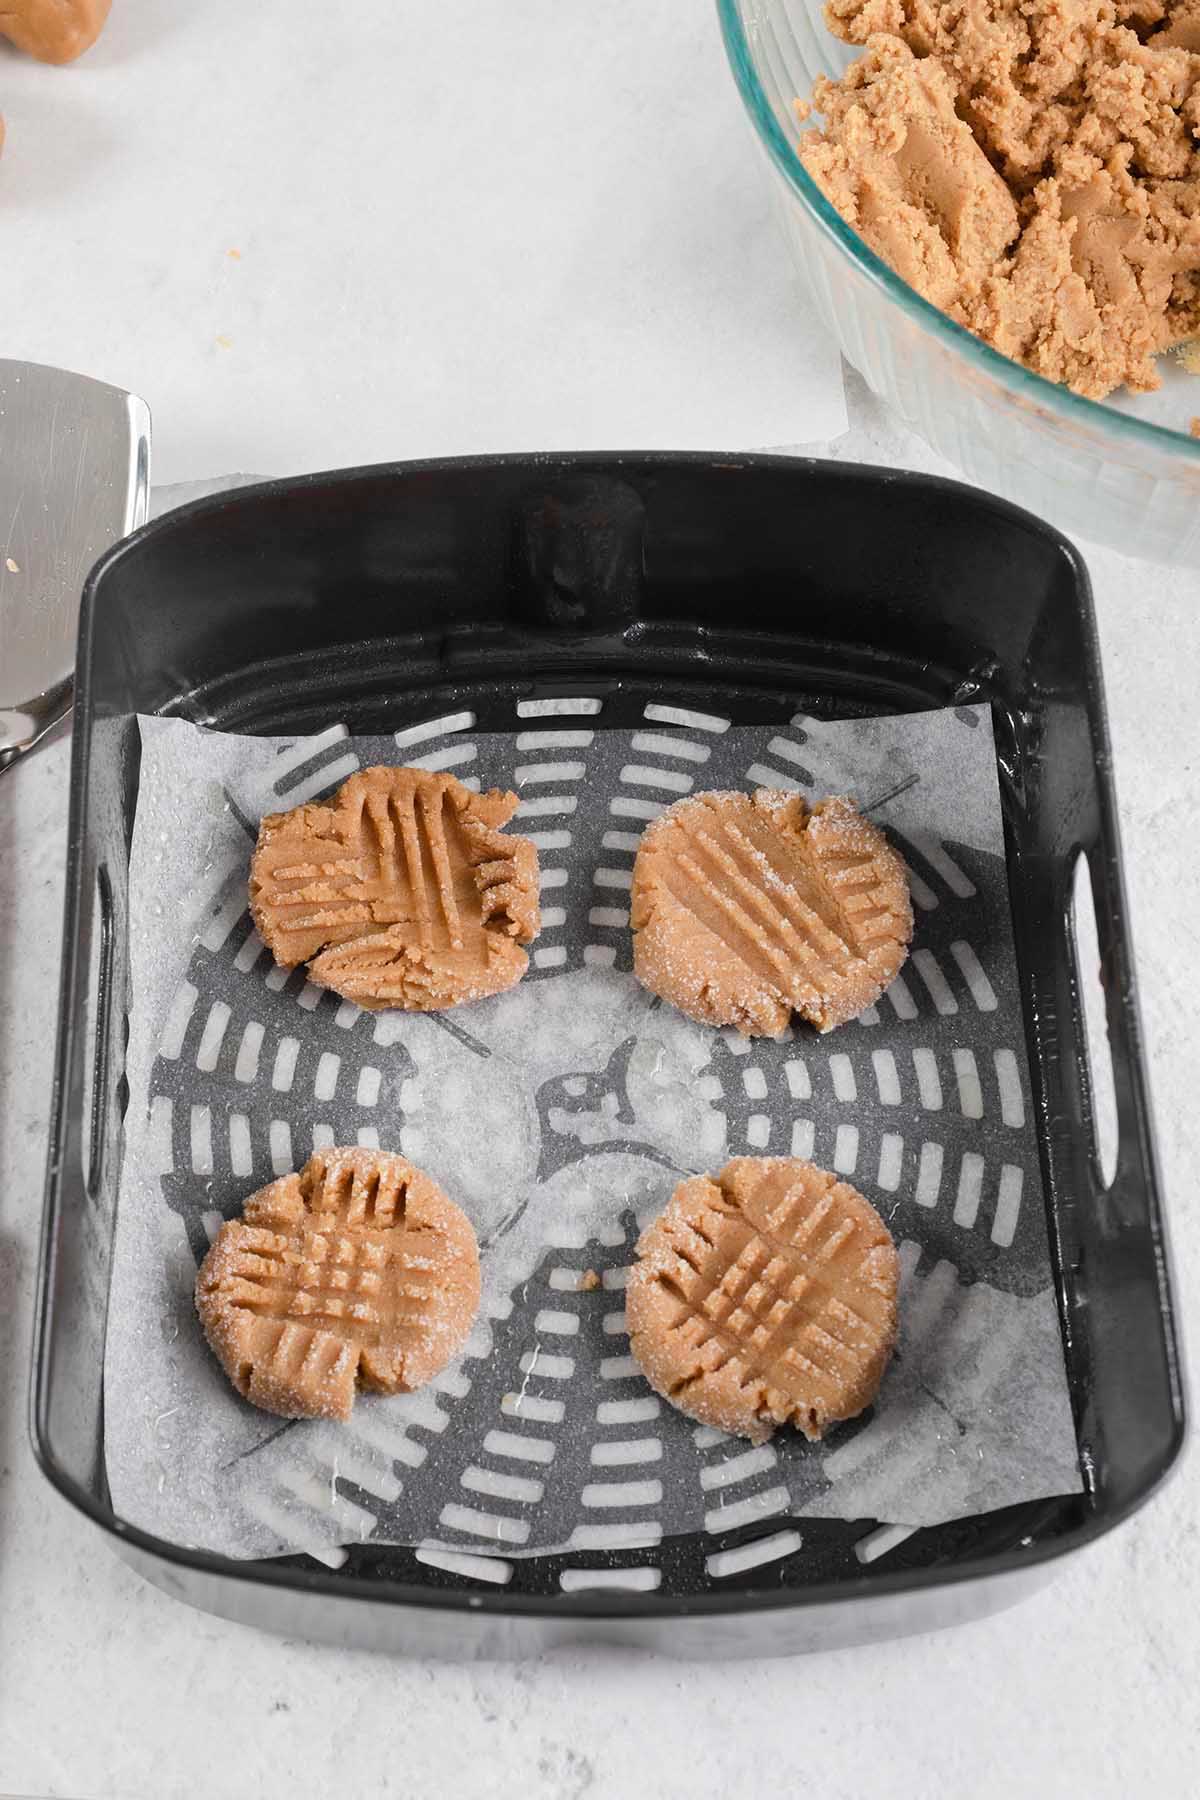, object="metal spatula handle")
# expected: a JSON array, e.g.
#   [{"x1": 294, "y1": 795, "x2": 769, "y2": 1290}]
[{"x1": 0, "y1": 359, "x2": 151, "y2": 770}]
